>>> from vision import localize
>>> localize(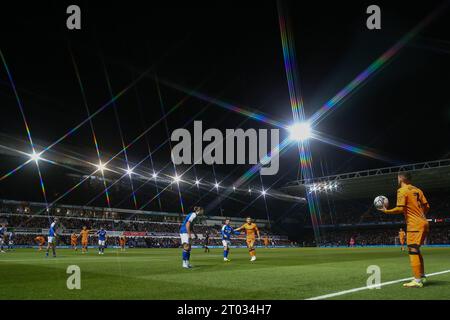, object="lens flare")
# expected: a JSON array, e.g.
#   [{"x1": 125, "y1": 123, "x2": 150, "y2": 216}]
[
  {"x1": 0, "y1": 49, "x2": 49, "y2": 210},
  {"x1": 309, "y1": 4, "x2": 446, "y2": 126}
]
